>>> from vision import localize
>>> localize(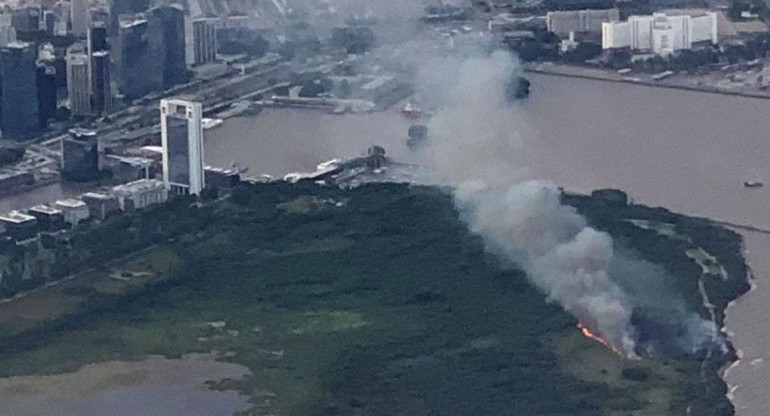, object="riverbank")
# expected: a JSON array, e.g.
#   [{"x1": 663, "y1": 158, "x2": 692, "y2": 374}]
[{"x1": 525, "y1": 62, "x2": 770, "y2": 101}]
